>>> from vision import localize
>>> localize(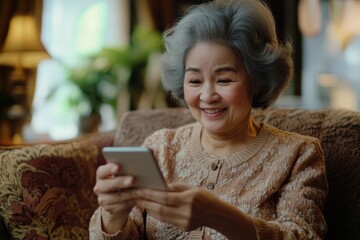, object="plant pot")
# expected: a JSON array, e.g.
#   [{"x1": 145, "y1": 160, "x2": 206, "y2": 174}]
[{"x1": 78, "y1": 112, "x2": 101, "y2": 135}]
